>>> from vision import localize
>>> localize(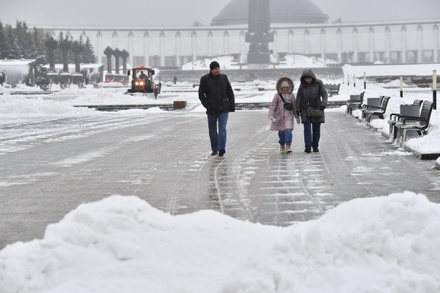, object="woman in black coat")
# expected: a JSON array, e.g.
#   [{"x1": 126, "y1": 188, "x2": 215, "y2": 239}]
[{"x1": 295, "y1": 69, "x2": 328, "y2": 153}]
